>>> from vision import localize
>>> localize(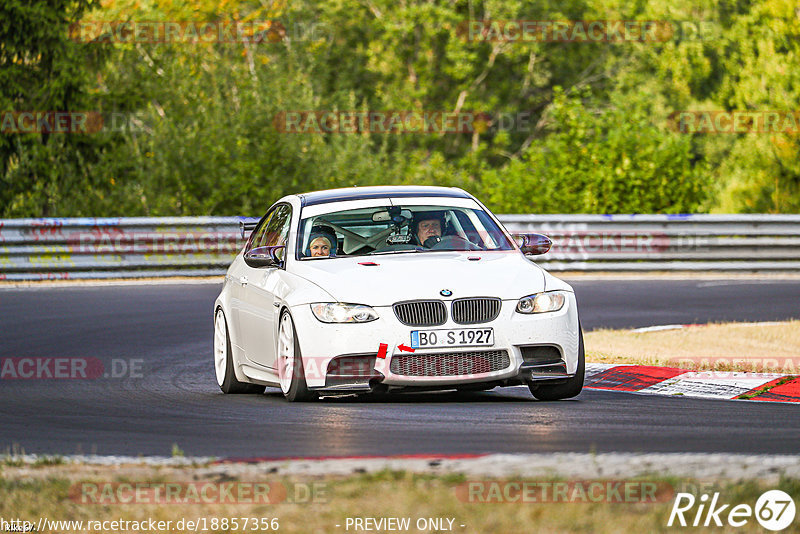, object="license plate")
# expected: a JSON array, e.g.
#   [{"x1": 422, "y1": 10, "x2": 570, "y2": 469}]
[{"x1": 410, "y1": 328, "x2": 494, "y2": 349}]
